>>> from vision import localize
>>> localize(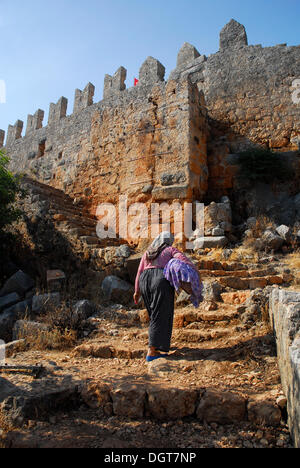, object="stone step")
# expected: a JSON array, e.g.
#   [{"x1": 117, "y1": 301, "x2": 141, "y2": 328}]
[
  {"x1": 199, "y1": 268, "x2": 277, "y2": 279},
  {"x1": 219, "y1": 275, "x2": 284, "y2": 290},
  {"x1": 79, "y1": 236, "x2": 101, "y2": 246},
  {"x1": 52, "y1": 211, "x2": 97, "y2": 226},
  {"x1": 72, "y1": 342, "x2": 145, "y2": 359},
  {"x1": 173, "y1": 327, "x2": 233, "y2": 343},
  {"x1": 221, "y1": 291, "x2": 252, "y2": 304},
  {"x1": 0, "y1": 373, "x2": 282, "y2": 428},
  {"x1": 173, "y1": 309, "x2": 239, "y2": 328},
  {"x1": 197, "y1": 260, "x2": 249, "y2": 272}
]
